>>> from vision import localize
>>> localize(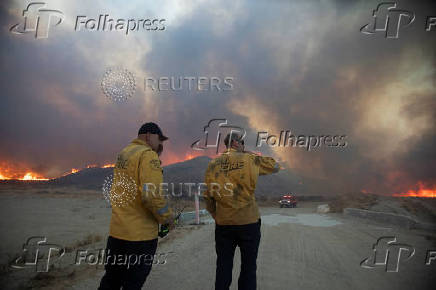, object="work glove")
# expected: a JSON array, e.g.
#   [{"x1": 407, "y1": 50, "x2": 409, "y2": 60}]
[{"x1": 158, "y1": 224, "x2": 170, "y2": 238}]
